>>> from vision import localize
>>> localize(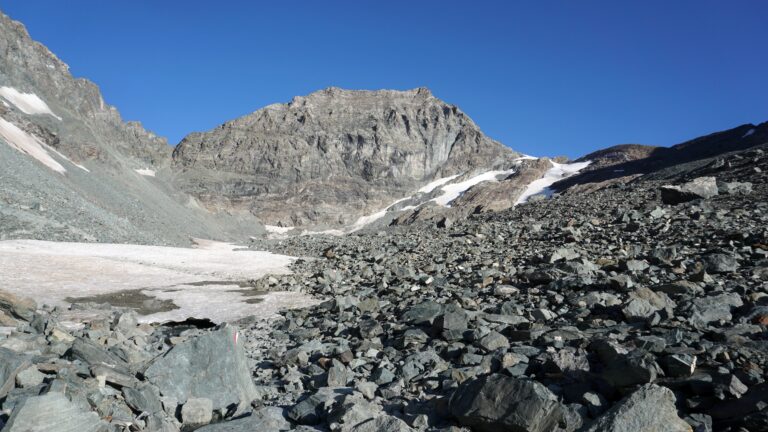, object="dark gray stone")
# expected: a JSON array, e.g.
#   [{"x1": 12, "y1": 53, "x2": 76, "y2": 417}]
[
  {"x1": 449, "y1": 374, "x2": 563, "y2": 432},
  {"x1": 582, "y1": 384, "x2": 691, "y2": 432}
]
